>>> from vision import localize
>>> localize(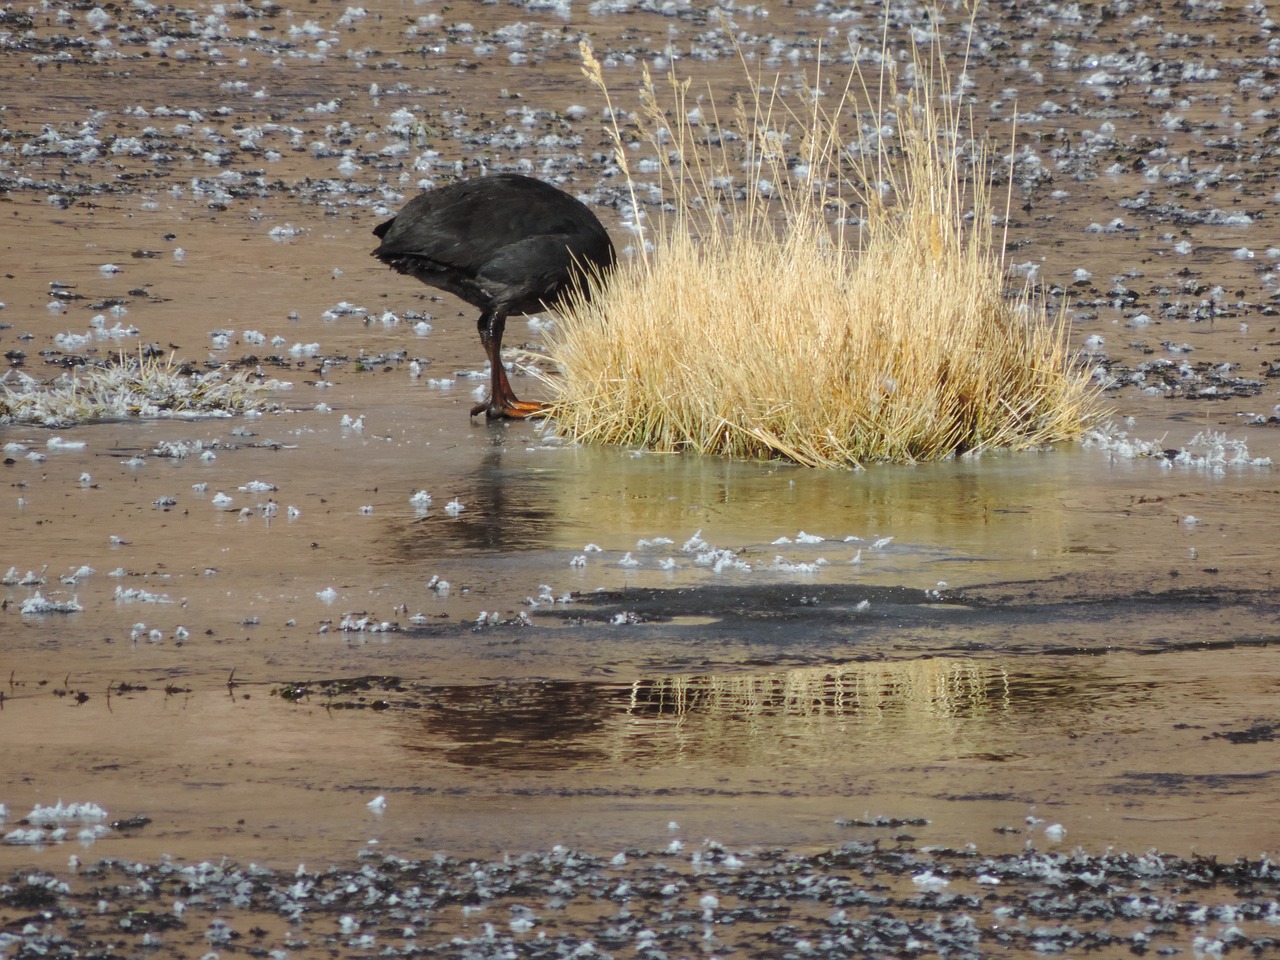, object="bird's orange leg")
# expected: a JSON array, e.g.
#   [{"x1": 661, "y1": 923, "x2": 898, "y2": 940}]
[{"x1": 470, "y1": 309, "x2": 548, "y2": 420}]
